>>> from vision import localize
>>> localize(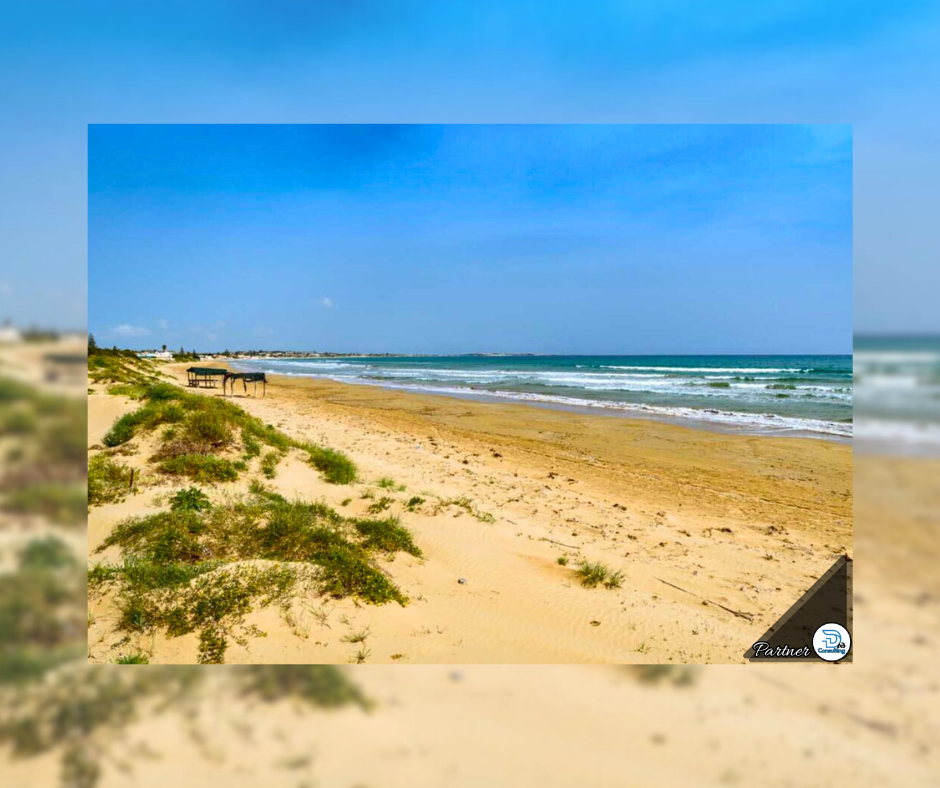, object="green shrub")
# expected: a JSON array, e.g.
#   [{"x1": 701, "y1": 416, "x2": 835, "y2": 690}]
[
  {"x1": 576, "y1": 561, "x2": 610, "y2": 588},
  {"x1": 103, "y1": 413, "x2": 138, "y2": 447},
  {"x1": 88, "y1": 454, "x2": 134, "y2": 506},
  {"x1": 169, "y1": 486, "x2": 212, "y2": 512},
  {"x1": 158, "y1": 455, "x2": 238, "y2": 483},
  {"x1": 103, "y1": 382, "x2": 357, "y2": 486},
  {"x1": 241, "y1": 429, "x2": 262, "y2": 458},
  {"x1": 185, "y1": 409, "x2": 233, "y2": 446},
  {"x1": 118, "y1": 593, "x2": 159, "y2": 633},
  {"x1": 97, "y1": 510, "x2": 207, "y2": 564},
  {"x1": 145, "y1": 382, "x2": 184, "y2": 401},
  {"x1": 317, "y1": 546, "x2": 407, "y2": 604},
  {"x1": 260, "y1": 450, "x2": 282, "y2": 479},
  {"x1": 303, "y1": 444, "x2": 357, "y2": 484},
  {"x1": 115, "y1": 653, "x2": 149, "y2": 664},
  {"x1": 106, "y1": 383, "x2": 147, "y2": 399},
  {"x1": 121, "y1": 559, "x2": 220, "y2": 592},
  {"x1": 366, "y1": 496, "x2": 393, "y2": 514},
  {"x1": 94, "y1": 486, "x2": 418, "y2": 662},
  {"x1": 198, "y1": 627, "x2": 228, "y2": 664},
  {"x1": 575, "y1": 560, "x2": 624, "y2": 590},
  {"x1": 604, "y1": 569, "x2": 625, "y2": 589},
  {"x1": 354, "y1": 517, "x2": 423, "y2": 557},
  {"x1": 87, "y1": 563, "x2": 121, "y2": 590}
]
